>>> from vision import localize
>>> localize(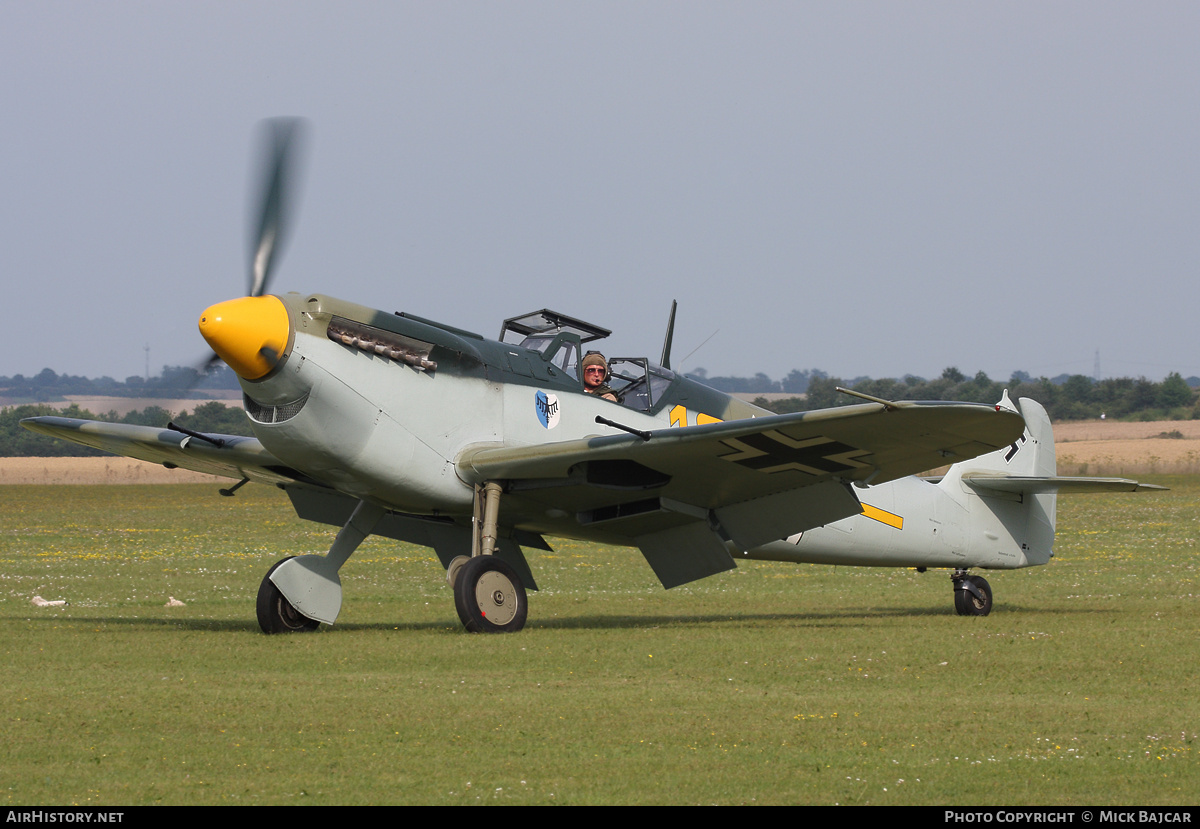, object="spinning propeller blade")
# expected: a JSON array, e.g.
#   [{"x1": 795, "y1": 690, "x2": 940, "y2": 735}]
[
  {"x1": 190, "y1": 119, "x2": 309, "y2": 384},
  {"x1": 247, "y1": 117, "x2": 307, "y2": 298}
]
